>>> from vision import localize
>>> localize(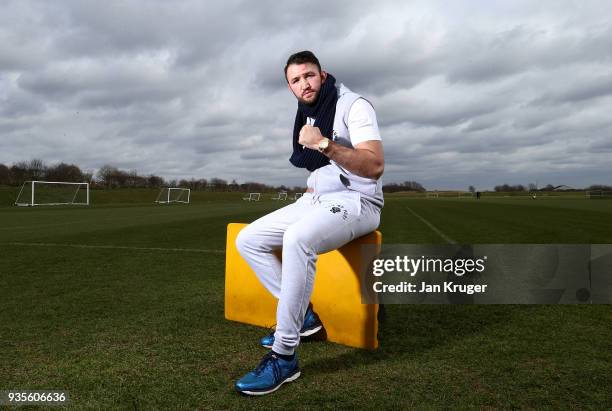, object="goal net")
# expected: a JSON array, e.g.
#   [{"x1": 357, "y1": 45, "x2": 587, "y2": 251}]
[
  {"x1": 271, "y1": 191, "x2": 288, "y2": 200},
  {"x1": 155, "y1": 187, "x2": 191, "y2": 204},
  {"x1": 242, "y1": 192, "x2": 261, "y2": 201},
  {"x1": 14, "y1": 181, "x2": 90, "y2": 206},
  {"x1": 586, "y1": 191, "x2": 612, "y2": 199}
]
